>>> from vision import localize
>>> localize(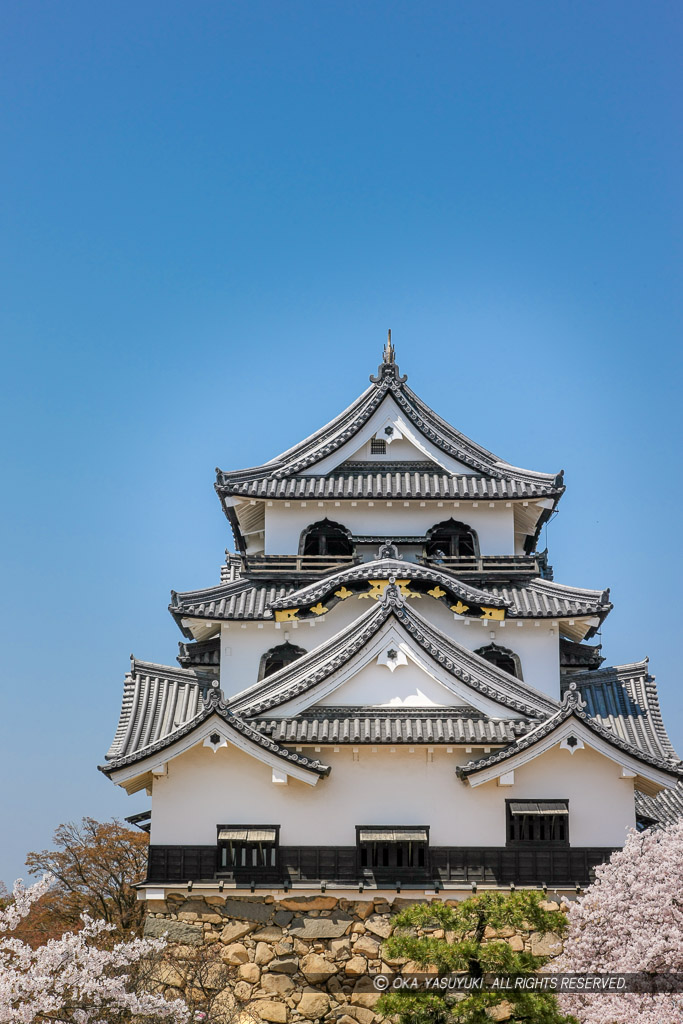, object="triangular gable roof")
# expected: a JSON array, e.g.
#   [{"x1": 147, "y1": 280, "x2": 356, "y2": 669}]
[
  {"x1": 228, "y1": 586, "x2": 558, "y2": 719},
  {"x1": 216, "y1": 345, "x2": 563, "y2": 490},
  {"x1": 101, "y1": 671, "x2": 329, "y2": 783},
  {"x1": 456, "y1": 682, "x2": 683, "y2": 794}
]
